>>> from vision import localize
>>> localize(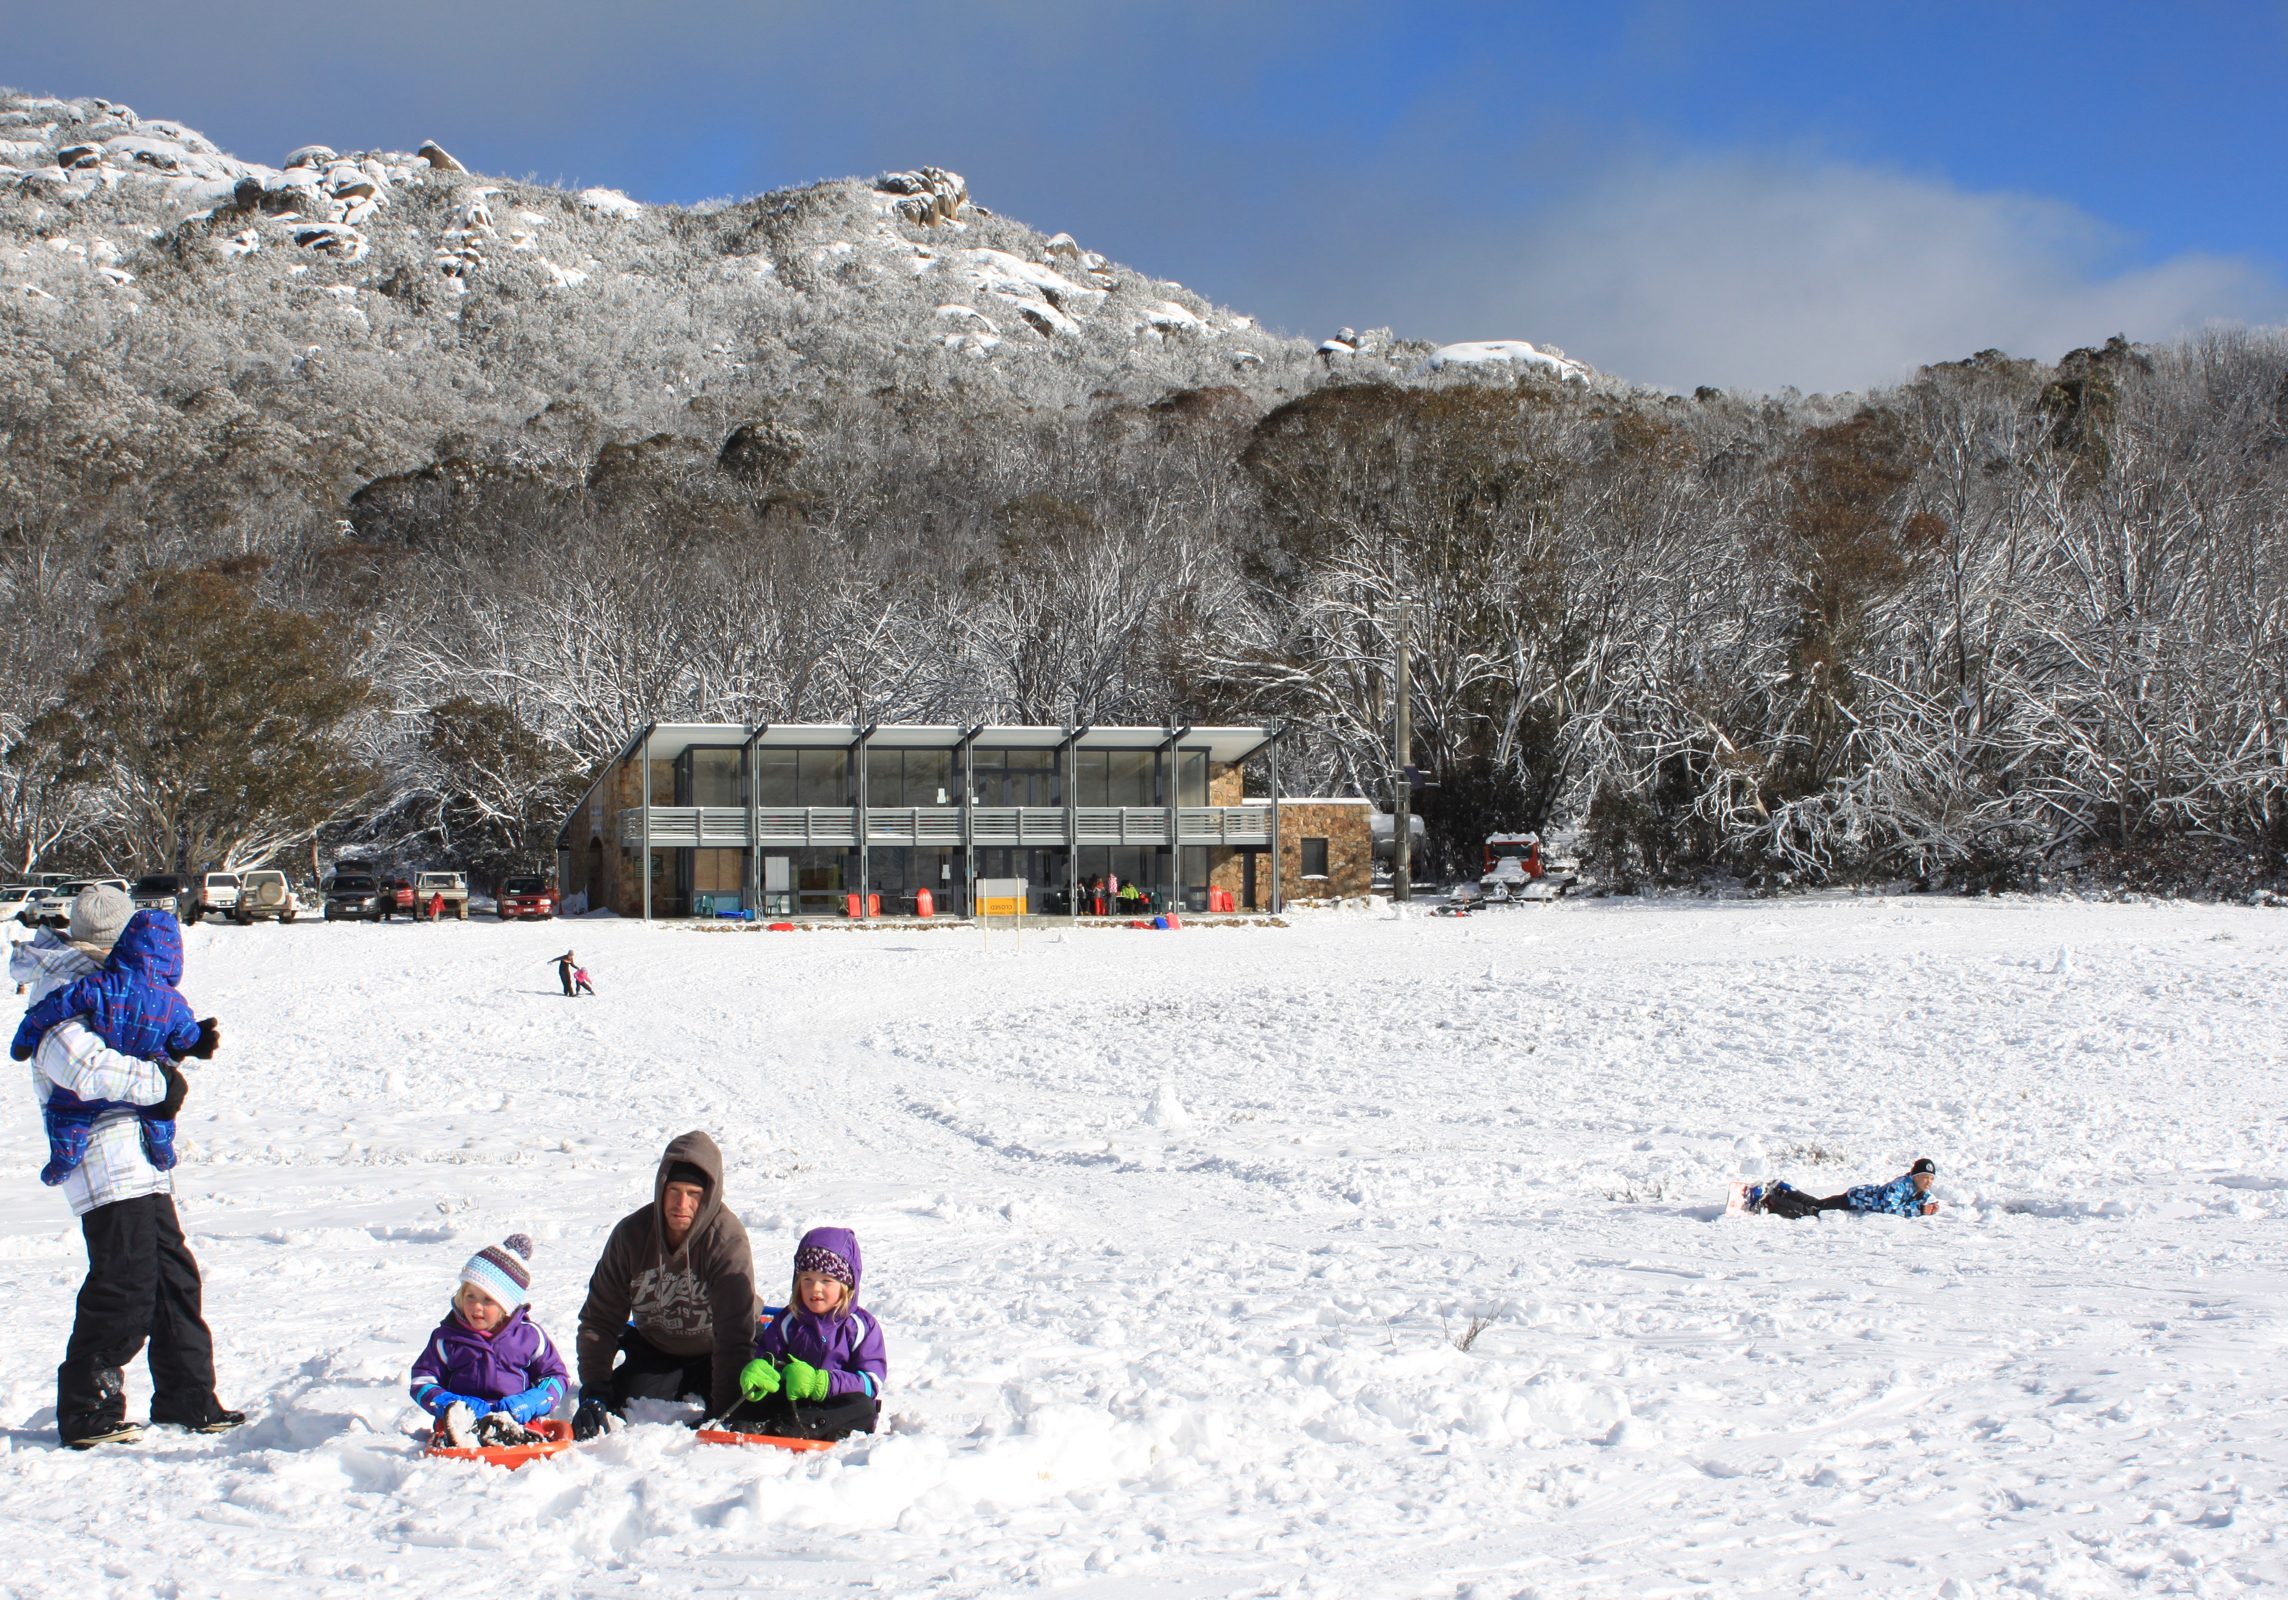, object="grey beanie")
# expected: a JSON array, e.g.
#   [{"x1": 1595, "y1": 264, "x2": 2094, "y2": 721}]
[{"x1": 68, "y1": 884, "x2": 134, "y2": 950}]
